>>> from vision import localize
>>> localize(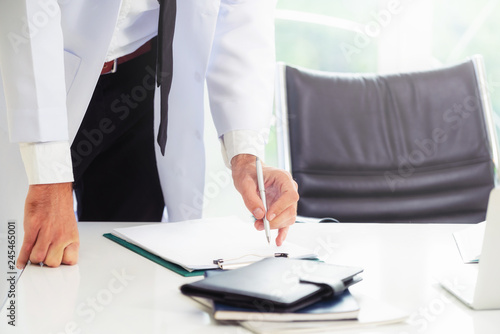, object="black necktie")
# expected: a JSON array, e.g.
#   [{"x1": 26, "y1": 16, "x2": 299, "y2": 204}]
[{"x1": 157, "y1": 0, "x2": 177, "y2": 155}]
